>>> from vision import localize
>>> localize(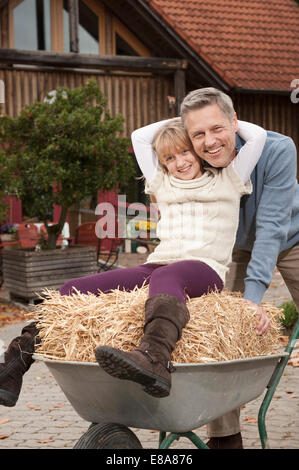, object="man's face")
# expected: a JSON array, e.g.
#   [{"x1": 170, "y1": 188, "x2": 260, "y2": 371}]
[{"x1": 184, "y1": 104, "x2": 238, "y2": 168}]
